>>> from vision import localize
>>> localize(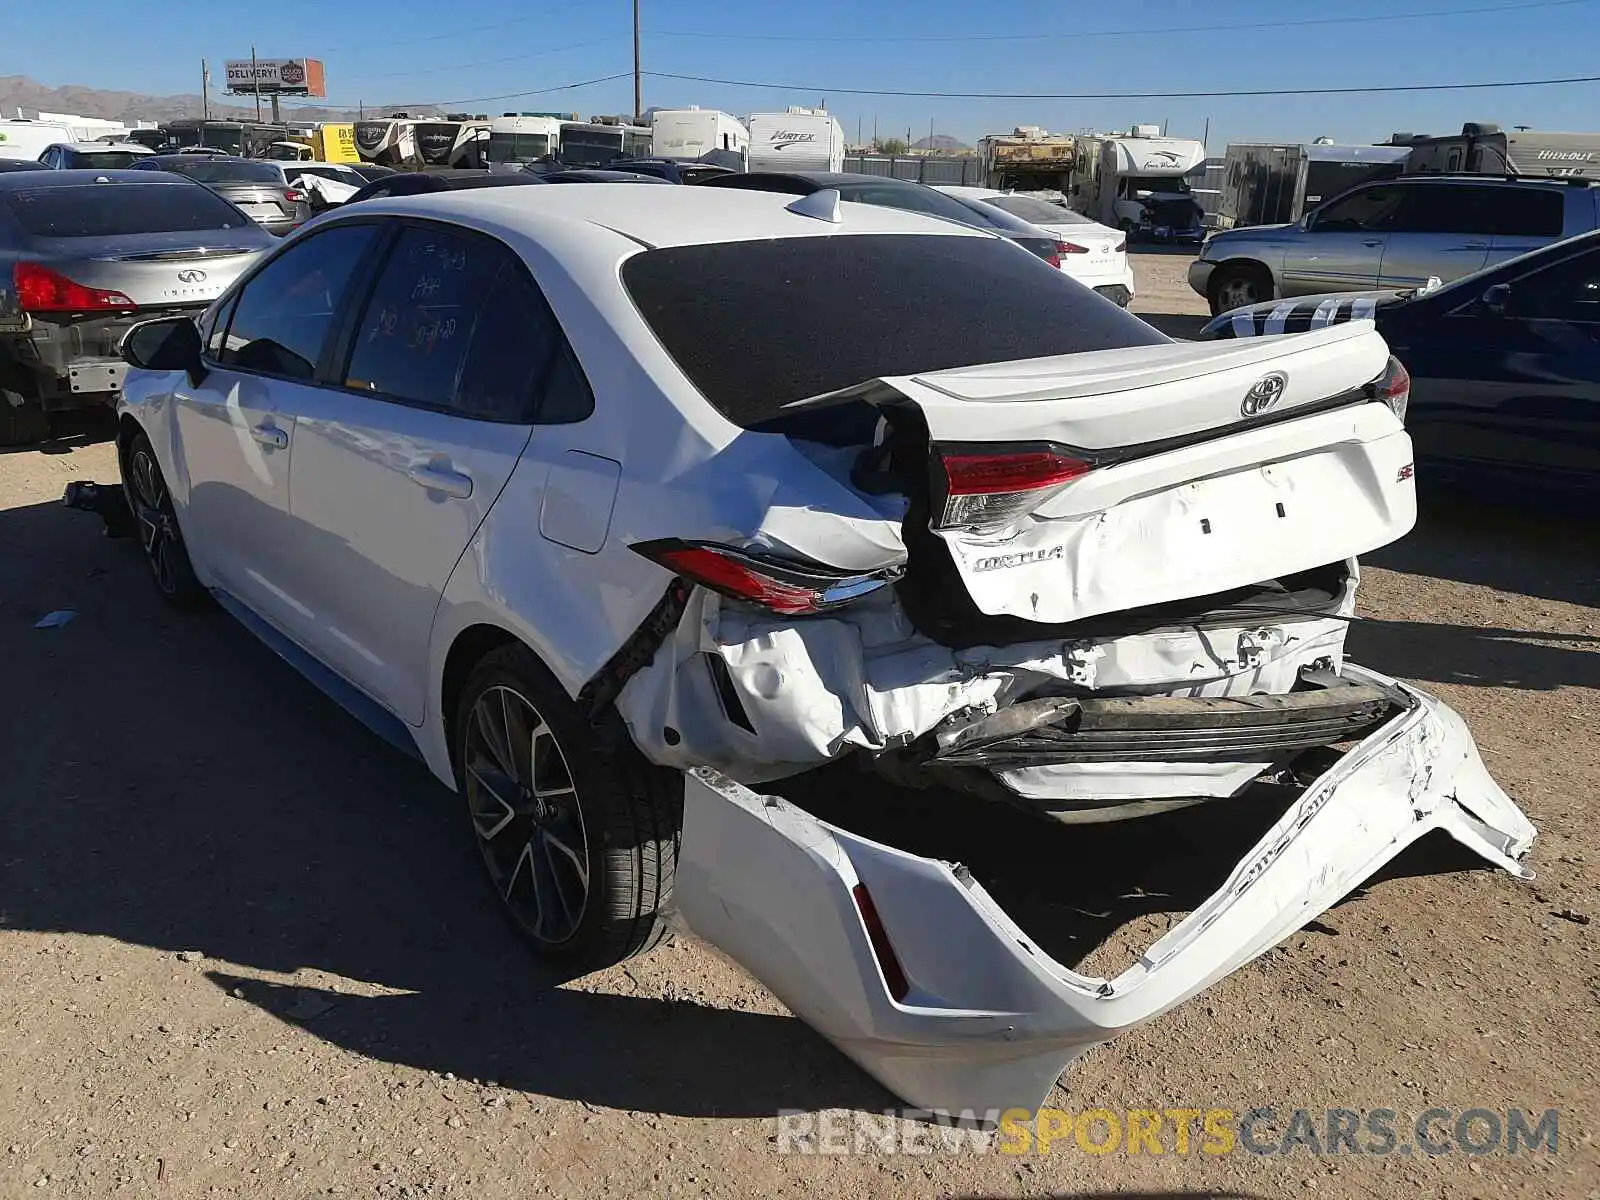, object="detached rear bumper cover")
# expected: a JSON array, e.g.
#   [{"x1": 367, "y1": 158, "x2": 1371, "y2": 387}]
[{"x1": 674, "y1": 664, "x2": 1535, "y2": 1115}]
